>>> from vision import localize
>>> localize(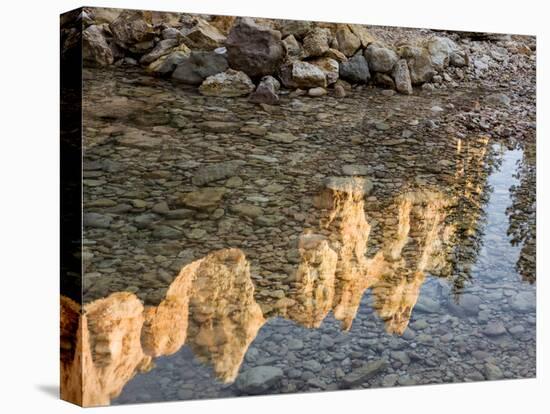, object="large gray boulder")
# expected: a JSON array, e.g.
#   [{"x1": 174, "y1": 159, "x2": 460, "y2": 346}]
[
  {"x1": 226, "y1": 18, "x2": 286, "y2": 78},
  {"x1": 365, "y1": 43, "x2": 399, "y2": 73},
  {"x1": 339, "y1": 53, "x2": 370, "y2": 83},
  {"x1": 172, "y1": 49, "x2": 228, "y2": 85}
]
